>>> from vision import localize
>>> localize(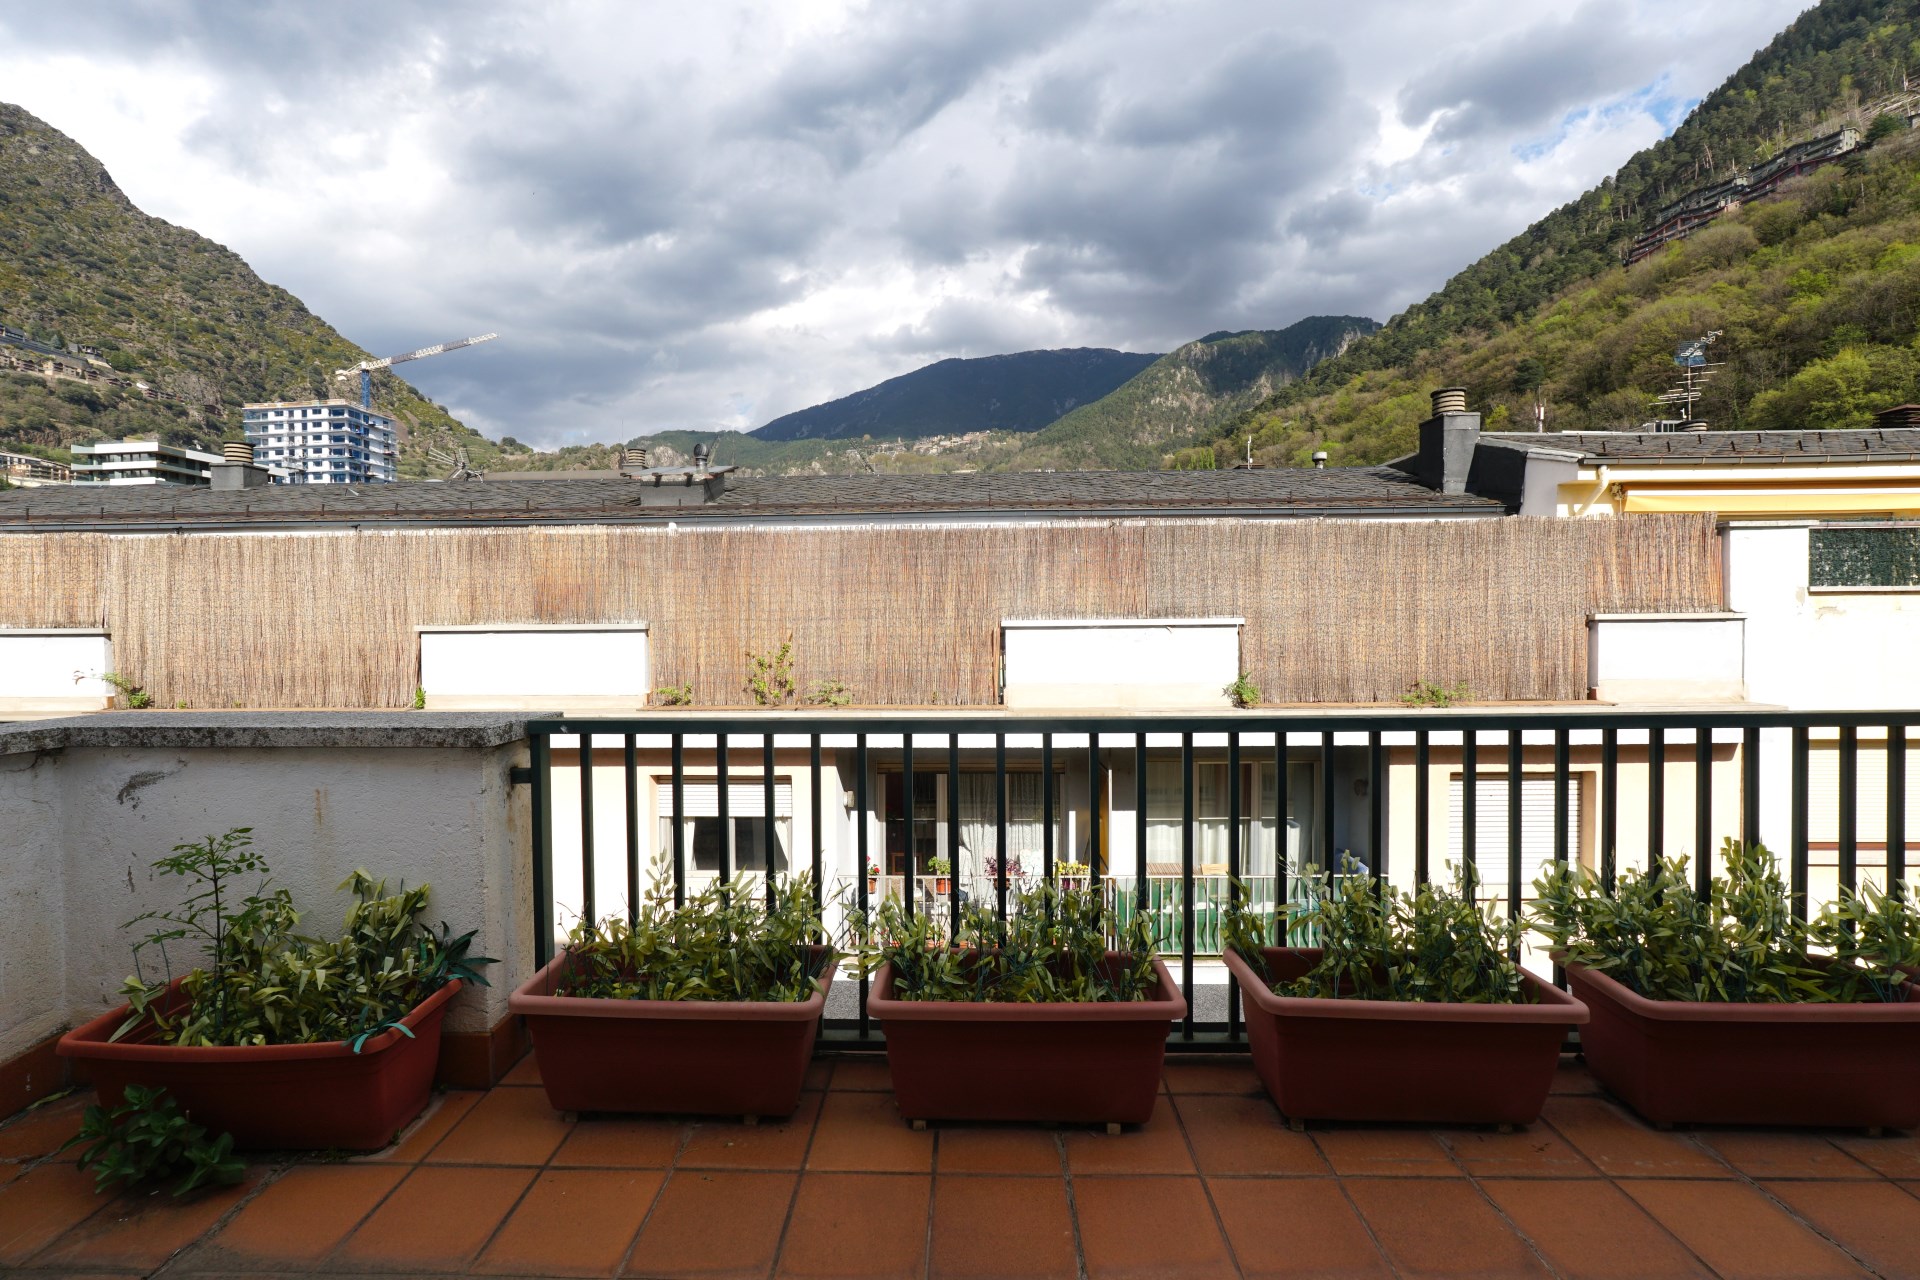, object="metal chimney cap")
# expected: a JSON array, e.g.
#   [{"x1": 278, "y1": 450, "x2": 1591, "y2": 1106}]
[
  {"x1": 1430, "y1": 387, "x2": 1468, "y2": 416},
  {"x1": 222, "y1": 440, "x2": 255, "y2": 464},
  {"x1": 692, "y1": 442, "x2": 710, "y2": 467},
  {"x1": 1311, "y1": 451, "x2": 1329, "y2": 468}
]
